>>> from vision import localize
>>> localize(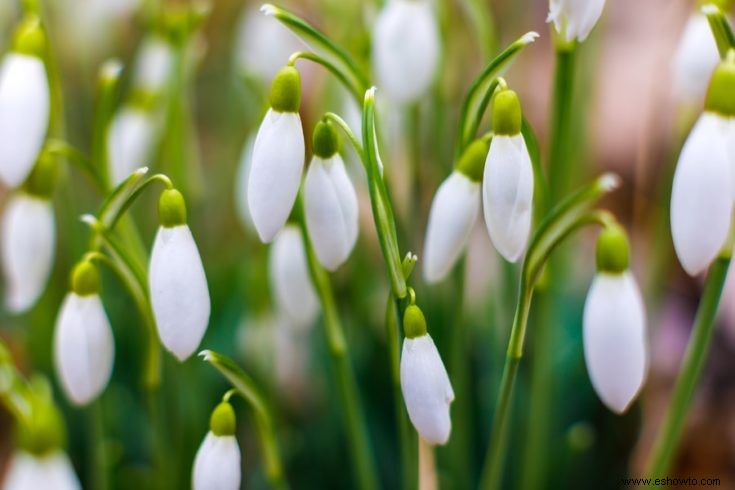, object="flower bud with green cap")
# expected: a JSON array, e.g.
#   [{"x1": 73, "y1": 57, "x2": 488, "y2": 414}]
[
  {"x1": 492, "y1": 89, "x2": 522, "y2": 136},
  {"x1": 209, "y1": 401, "x2": 236, "y2": 436},
  {"x1": 70, "y1": 260, "x2": 100, "y2": 297},
  {"x1": 11, "y1": 16, "x2": 46, "y2": 58},
  {"x1": 312, "y1": 119, "x2": 339, "y2": 159},
  {"x1": 595, "y1": 224, "x2": 630, "y2": 274},
  {"x1": 403, "y1": 304, "x2": 428, "y2": 339},
  {"x1": 17, "y1": 398, "x2": 66, "y2": 456},
  {"x1": 269, "y1": 66, "x2": 301, "y2": 113},
  {"x1": 158, "y1": 188, "x2": 188, "y2": 228},
  {"x1": 456, "y1": 137, "x2": 490, "y2": 183},
  {"x1": 193, "y1": 400, "x2": 242, "y2": 489},
  {"x1": 704, "y1": 52, "x2": 735, "y2": 117}
]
